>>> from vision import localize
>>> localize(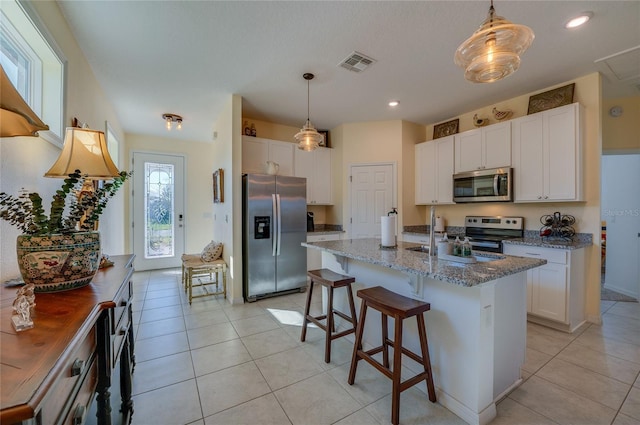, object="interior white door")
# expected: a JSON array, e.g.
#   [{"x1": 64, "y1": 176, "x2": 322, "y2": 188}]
[
  {"x1": 350, "y1": 164, "x2": 394, "y2": 239},
  {"x1": 132, "y1": 152, "x2": 185, "y2": 271}
]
